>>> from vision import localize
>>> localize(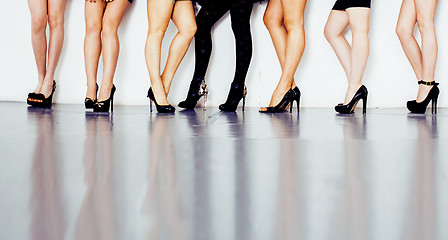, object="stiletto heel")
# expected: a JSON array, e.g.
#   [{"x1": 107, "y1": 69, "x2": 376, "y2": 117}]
[
  {"x1": 335, "y1": 85, "x2": 368, "y2": 114},
  {"x1": 85, "y1": 83, "x2": 98, "y2": 109},
  {"x1": 407, "y1": 80, "x2": 440, "y2": 114},
  {"x1": 32, "y1": 81, "x2": 57, "y2": 108},
  {"x1": 219, "y1": 83, "x2": 247, "y2": 112},
  {"x1": 292, "y1": 87, "x2": 301, "y2": 113},
  {"x1": 259, "y1": 89, "x2": 295, "y2": 113},
  {"x1": 150, "y1": 99, "x2": 153, "y2": 112},
  {"x1": 93, "y1": 85, "x2": 116, "y2": 112},
  {"x1": 179, "y1": 78, "x2": 208, "y2": 110},
  {"x1": 363, "y1": 96, "x2": 367, "y2": 114},
  {"x1": 147, "y1": 88, "x2": 175, "y2": 113}
]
